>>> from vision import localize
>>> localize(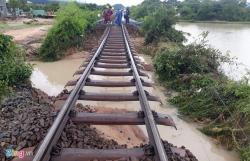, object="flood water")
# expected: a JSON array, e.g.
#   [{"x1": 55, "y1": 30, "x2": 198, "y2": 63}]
[
  {"x1": 29, "y1": 19, "x2": 250, "y2": 161},
  {"x1": 31, "y1": 54, "x2": 239, "y2": 161},
  {"x1": 175, "y1": 22, "x2": 250, "y2": 81}
]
